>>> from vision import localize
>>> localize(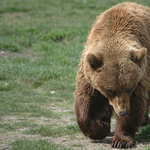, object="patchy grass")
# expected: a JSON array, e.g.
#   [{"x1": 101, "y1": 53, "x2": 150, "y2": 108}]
[
  {"x1": 0, "y1": 119, "x2": 36, "y2": 131},
  {"x1": 0, "y1": 0, "x2": 150, "y2": 149},
  {"x1": 11, "y1": 139, "x2": 72, "y2": 150},
  {"x1": 24, "y1": 124, "x2": 80, "y2": 137}
]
